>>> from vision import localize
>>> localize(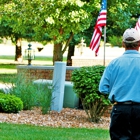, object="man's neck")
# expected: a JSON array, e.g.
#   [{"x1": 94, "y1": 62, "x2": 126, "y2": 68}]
[{"x1": 125, "y1": 48, "x2": 139, "y2": 51}]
